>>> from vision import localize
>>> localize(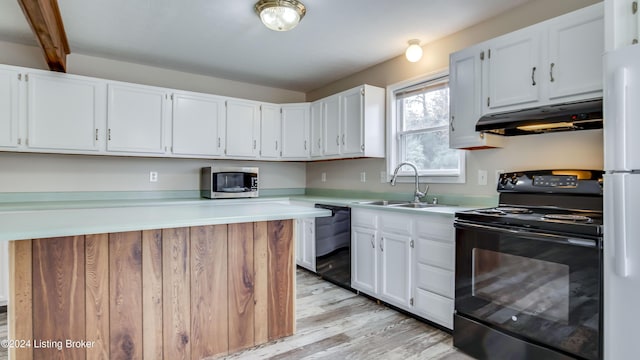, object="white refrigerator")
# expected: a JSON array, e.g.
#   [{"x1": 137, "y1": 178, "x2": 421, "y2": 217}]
[{"x1": 603, "y1": 44, "x2": 640, "y2": 360}]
